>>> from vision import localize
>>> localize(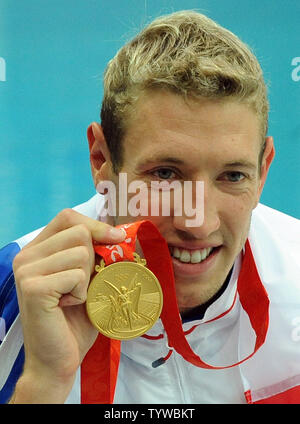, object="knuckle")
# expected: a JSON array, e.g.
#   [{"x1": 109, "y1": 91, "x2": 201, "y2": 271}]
[
  {"x1": 57, "y1": 208, "x2": 75, "y2": 225},
  {"x1": 75, "y1": 224, "x2": 91, "y2": 244},
  {"x1": 76, "y1": 268, "x2": 87, "y2": 284},
  {"x1": 17, "y1": 276, "x2": 38, "y2": 297},
  {"x1": 13, "y1": 245, "x2": 33, "y2": 267},
  {"x1": 12, "y1": 251, "x2": 24, "y2": 271},
  {"x1": 76, "y1": 245, "x2": 90, "y2": 263},
  {"x1": 13, "y1": 247, "x2": 34, "y2": 271},
  {"x1": 13, "y1": 262, "x2": 28, "y2": 284}
]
